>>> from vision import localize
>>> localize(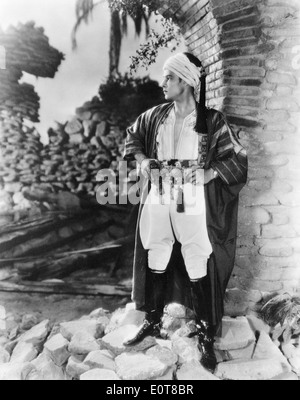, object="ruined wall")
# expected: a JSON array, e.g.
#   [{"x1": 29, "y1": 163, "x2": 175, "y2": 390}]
[{"x1": 159, "y1": 0, "x2": 300, "y2": 314}]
